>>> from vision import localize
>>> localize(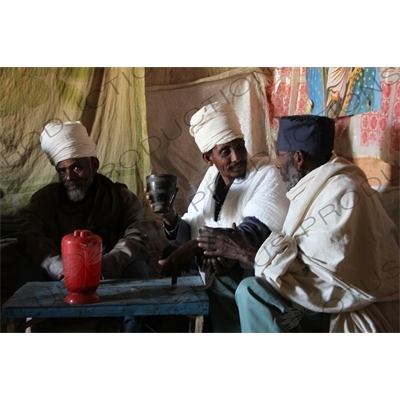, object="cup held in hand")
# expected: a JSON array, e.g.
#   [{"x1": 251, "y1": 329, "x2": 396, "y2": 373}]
[
  {"x1": 146, "y1": 174, "x2": 178, "y2": 213},
  {"x1": 198, "y1": 227, "x2": 234, "y2": 237},
  {"x1": 198, "y1": 228, "x2": 214, "y2": 237}
]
